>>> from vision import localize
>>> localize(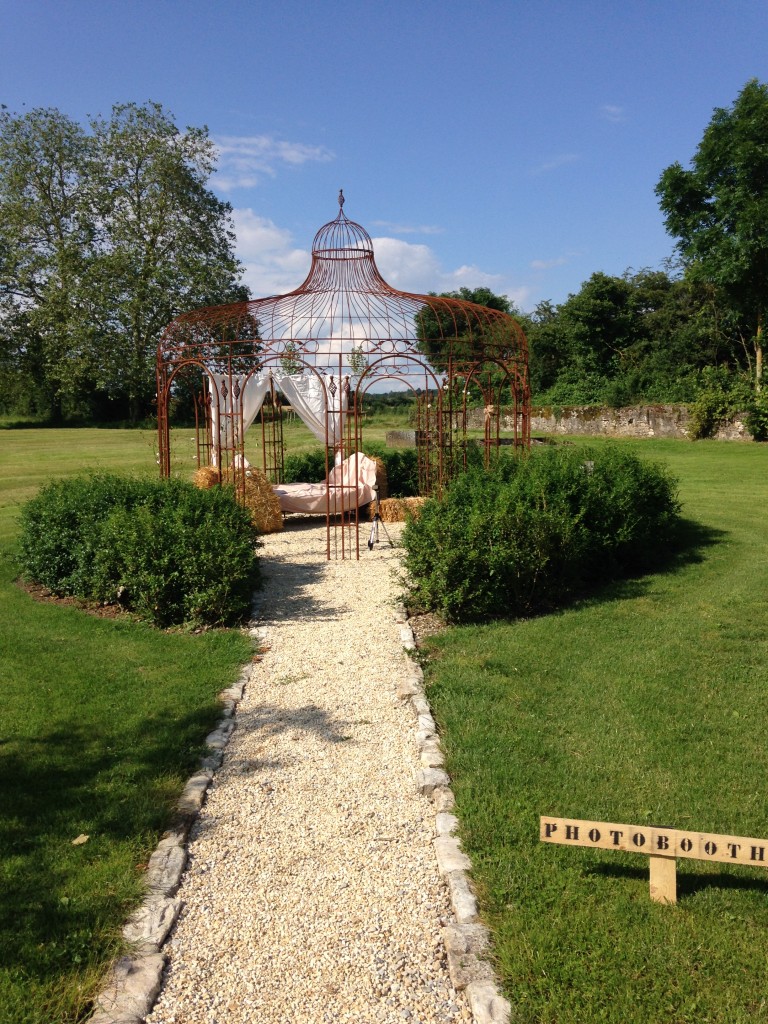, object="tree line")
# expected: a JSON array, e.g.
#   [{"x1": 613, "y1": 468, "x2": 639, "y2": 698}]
[
  {"x1": 524, "y1": 79, "x2": 767, "y2": 419},
  {"x1": 433, "y1": 80, "x2": 768, "y2": 436},
  {"x1": 1, "y1": 81, "x2": 767, "y2": 429}
]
